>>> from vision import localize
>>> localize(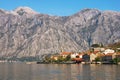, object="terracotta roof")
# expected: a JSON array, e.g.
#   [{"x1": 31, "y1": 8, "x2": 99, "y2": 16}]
[
  {"x1": 60, "y1": 52, "x2": 72, "y2": 55},
  {"x1": 87, "y1": 52, "x2": 92, "y2": 55},
  {"x1": 78, "y1": 54, "x2": 83, "y2": 56},
  {"x1": 105, "y1": 53, "x2": 114, "y2": 56},
  {"x1": 116, "y1": 53, "x2": 120, "y2": 55},
  {"x1": 93, "y1": 51, "x2": 100, "y2": 54},
  {"x1": 97, "y1": 53, "x2": 105, "y2": 57}
]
